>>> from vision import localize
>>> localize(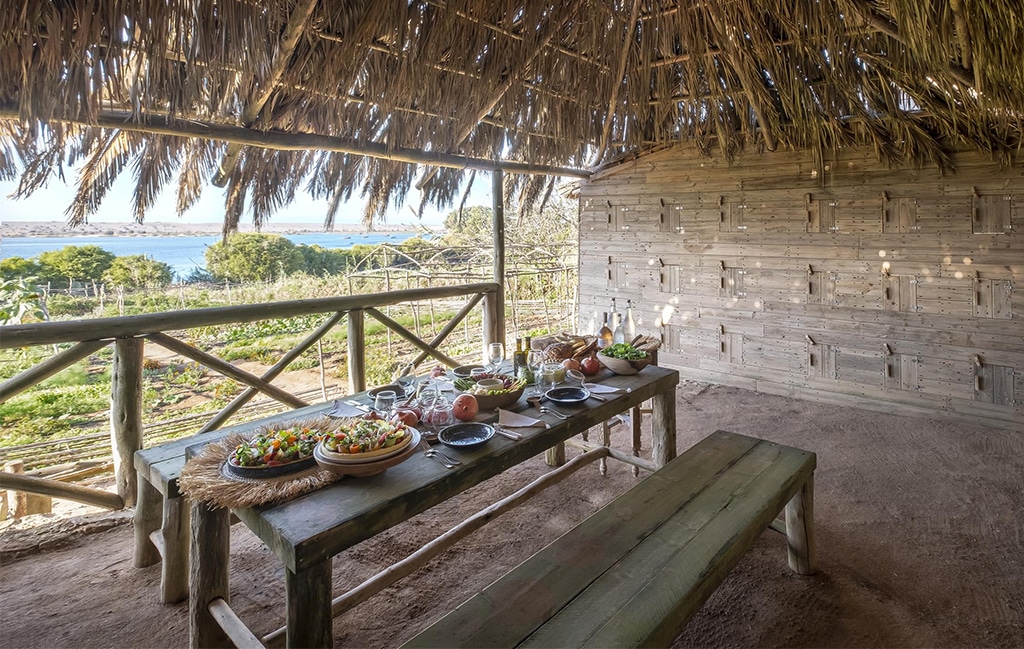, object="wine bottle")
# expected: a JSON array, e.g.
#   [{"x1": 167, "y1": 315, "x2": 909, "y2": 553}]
[
  {"x1": 612, "y1": 310, "x2": 626, "y2": 345},
  {"x1": 598, "y1": 312, "x2": 613, "y2": 349},
  {"x1": 625, "y1": 299, "x2": 637, "y2": 341}
]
